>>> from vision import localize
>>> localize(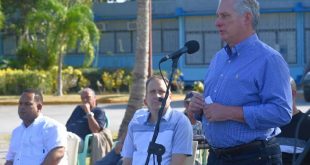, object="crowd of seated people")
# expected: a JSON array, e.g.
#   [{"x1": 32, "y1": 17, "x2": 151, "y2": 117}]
[{"x1": 5, "y1": 78, "x2": 310, "y2": 165}]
